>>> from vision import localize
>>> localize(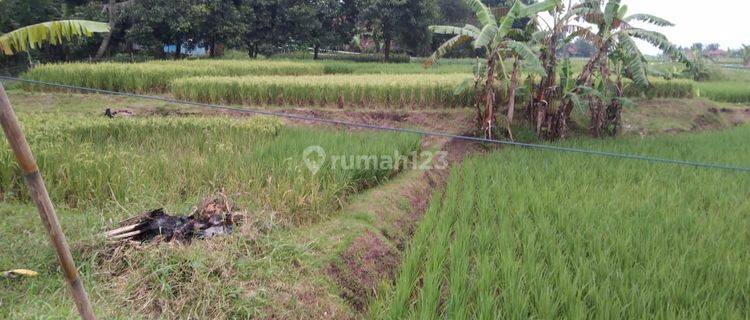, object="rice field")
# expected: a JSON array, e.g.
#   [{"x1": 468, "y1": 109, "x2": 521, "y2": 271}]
[
  {"x1": 20, "y1": 60, "x2": 721, "y2": 109},
  {"x1": 20, "y1": 59, "x2": 475, "y2": 94},
  {"x1": 21, "y1": 60, "x2": 327, "y2": 93},
  {"x1": 626, "y1": 79, "x2": 697, "y2": 99},
  {"x1": 3, "y1": 58, "x2": 750, "y2": 319},
  {"x1": 0, "y1": 90, "x2": 427, "y2": 319},
  {"x1": 169, "y1": 74, "x2": 476, "y2": 108},
  {"x1": 372, "y1": 125, "x2": 750, "y2": 318},
  {"x1": 170, "y1": 74, "x2": 698, "y2": 109},
  {"x1": 698, "y1": 81, "x2": 750, "y2": 104},
  {"x1": 0, "y1": 114, "x2": 421, "y2": 225}
]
